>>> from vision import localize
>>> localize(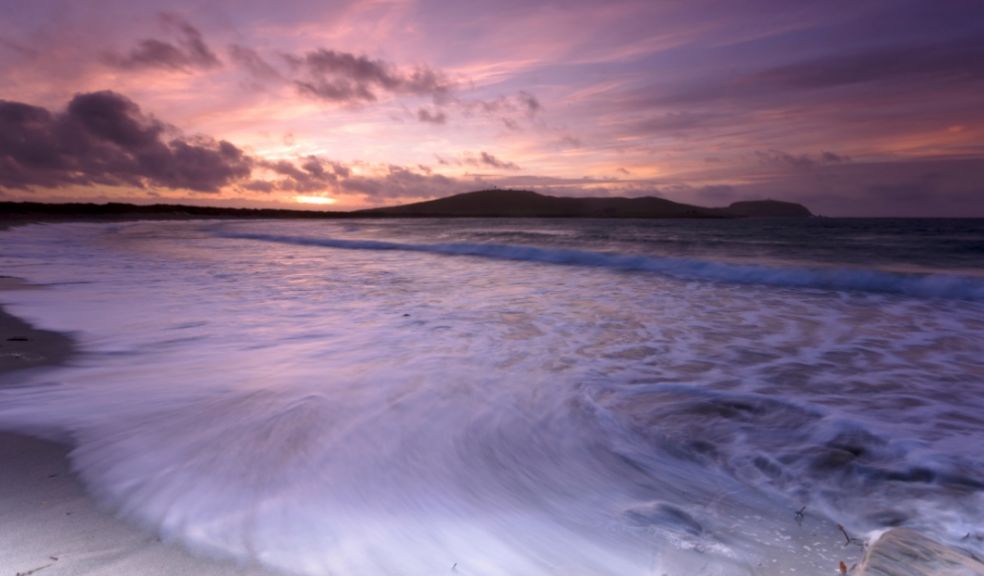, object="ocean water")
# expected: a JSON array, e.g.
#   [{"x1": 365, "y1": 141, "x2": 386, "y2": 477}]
[{"x1": 1, "y1": 217, "x2": 982, "y2": 575}]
